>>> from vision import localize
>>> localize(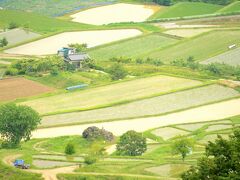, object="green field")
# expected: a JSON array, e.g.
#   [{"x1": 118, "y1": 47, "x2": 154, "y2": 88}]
[
  {"x1": 0, "y1": 0, "x2": 116, "y2": 17},
  {"x1": 22, "y1": 75, "x2": 201, "y2": 115},
  {"x1": 0, "y1": 10, "x2": 93, "y2": 34},
  {"x1": 218, "y1": 1, "x2": 240, "y2": 13},
  {"x1": 148, "y1": 30, "x2": 240, "y2": 63},
  {"x1": 88, "y1": 33, "x2": 178, "y2": 61},
  {"x1": 150, "y1": 2, "x2": 222, "y2": 19},
  {"x1": 201, "y1": 47, "x2": 240, "y2": 66},
  {"x1": 41, "y1": 84, "x2": 239, "y2": 127}
]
